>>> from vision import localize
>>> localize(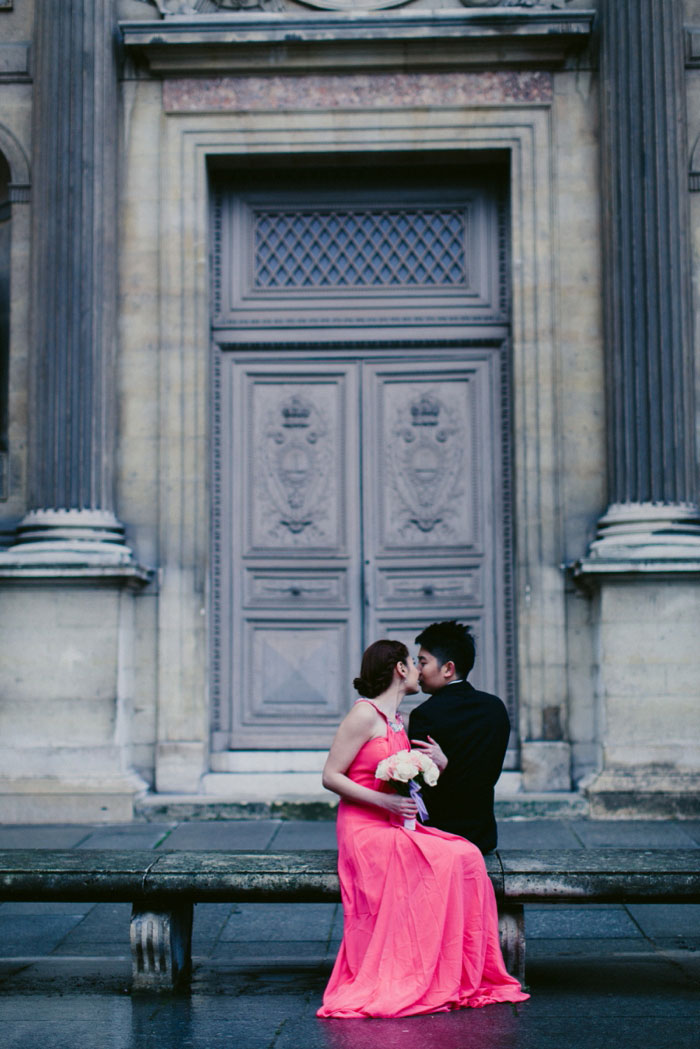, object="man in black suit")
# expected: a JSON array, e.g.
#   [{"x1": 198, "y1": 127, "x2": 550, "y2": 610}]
[{"x1": 408, "y1": 620, "x2": 510, "y2": 854}]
